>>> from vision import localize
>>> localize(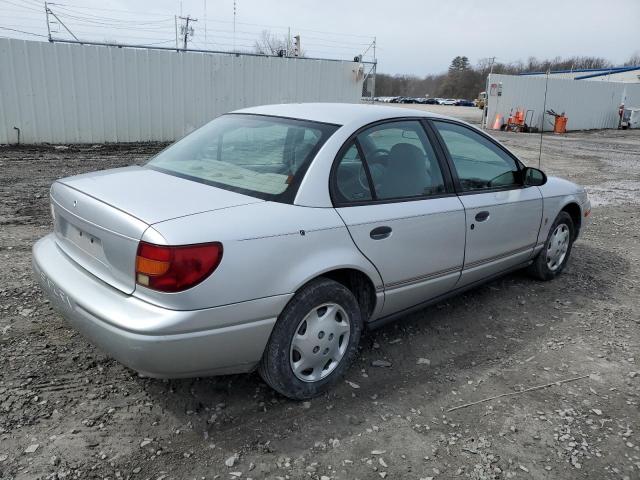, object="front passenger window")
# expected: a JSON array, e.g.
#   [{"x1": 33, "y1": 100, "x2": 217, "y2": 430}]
[{"x1": 433, "y1": 121, "x2": 520, "y2": 192}]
